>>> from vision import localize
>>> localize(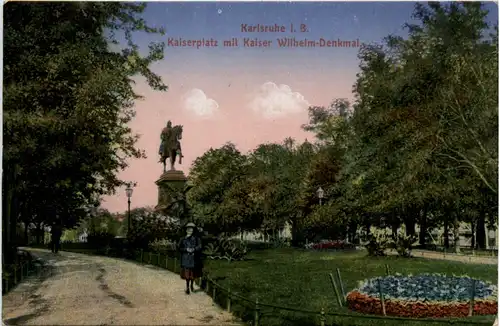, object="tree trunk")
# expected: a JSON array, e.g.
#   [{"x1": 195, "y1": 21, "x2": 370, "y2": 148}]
[
  {"x1": 35, "y1": 222, "x2": 43, "y2": 244},
  {"x1": 402, "y1": 207, "x2": 416, "y2": 237},
  {"x1": 476, "y1": 211, "x2": 486, "y2": 249},
  {"x1": 392, "y1": 223, "x2": 398, "y2": 238},
  {"x1": 290, "y1": 219, "x2": 297, "y2": 246},
  {"x1": 3, "y1": 183, "x2": 16, "y2": 265},
  {"x1": 3, "y1": 165, "x2": 21, "y2": 265},
  {"x1": 24, "y1": 222, "x2": 29, "y2": 245},
  {"x1": 470, "y1": 221, "x2": 475, "y2": 249},
  {"x1": 365, "y1": 221, "x2": 371, "y2": 237},
  {"x1": 419, "y1": 208, "x2": 428, "y2": 246},
  {"x1": 444, "y1": 219, "x2": 450, "y2": 248},
  {"x1": 404, "y1": 218, "x2": 416, "y2": 237},
  {"x1": 453, "y1": 214, "x2": 460, "y2": 253},
  {"x1": 348, "y1": 221, "x2": 358, "y2": 244}
]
